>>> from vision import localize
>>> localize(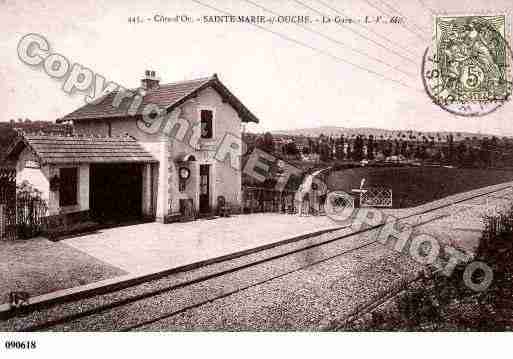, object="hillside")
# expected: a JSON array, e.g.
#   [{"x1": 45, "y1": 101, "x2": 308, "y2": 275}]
[
  {"x1": 327, "y1": 166, "x2": 513, "y2": 208},
  {"x1": 270, "y1": 126, "x2": 502, "y2": 140}
]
